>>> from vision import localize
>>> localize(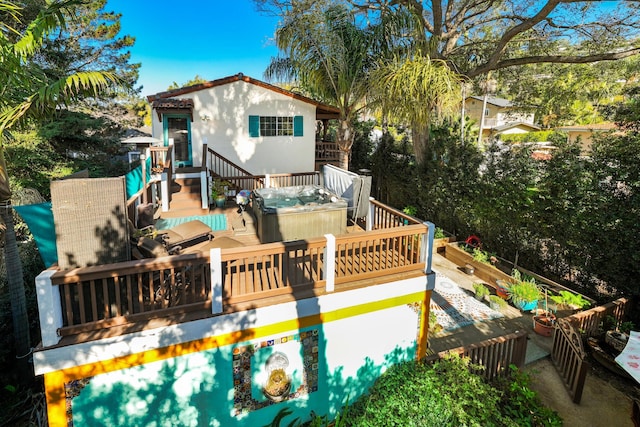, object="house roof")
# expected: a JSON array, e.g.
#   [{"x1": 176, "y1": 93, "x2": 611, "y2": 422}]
[
  {"x1": 467, "y1": 96, "x2": 513, "y2": 108},
  {"x1": 555, "y1": 123, "x2": 617, "y2": 132},
  {"x1": 492, "y1": 122, "x2": 541, "y2": 132},
  {"x1": 147, "y1": 73, "x2": 341, "y2": 119}
]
